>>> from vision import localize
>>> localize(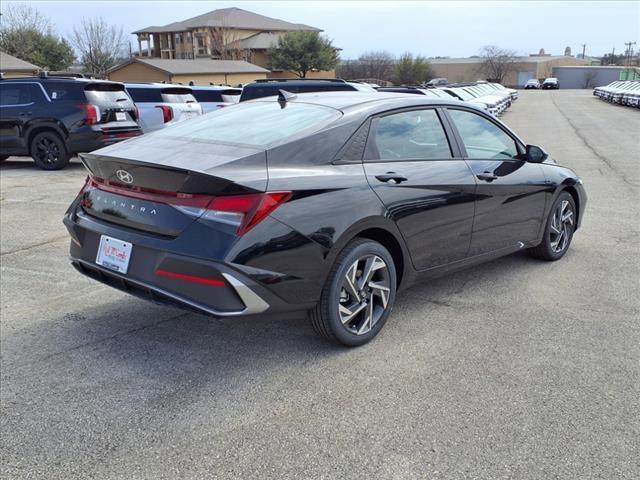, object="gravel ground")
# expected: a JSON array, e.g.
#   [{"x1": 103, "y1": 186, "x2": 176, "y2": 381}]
[{"x1": 1, "y1": 90, "x2": 638, "y2": 479}]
